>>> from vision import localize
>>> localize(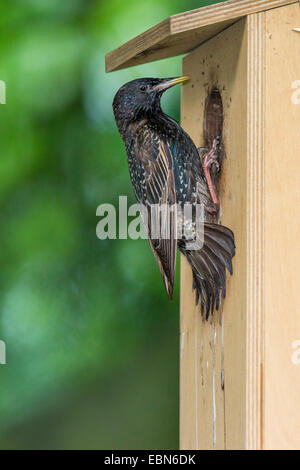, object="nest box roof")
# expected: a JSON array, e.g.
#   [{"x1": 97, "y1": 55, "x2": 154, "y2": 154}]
[{"x1": 105, "y1": 0, "x2": 297, "y2": 72}]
